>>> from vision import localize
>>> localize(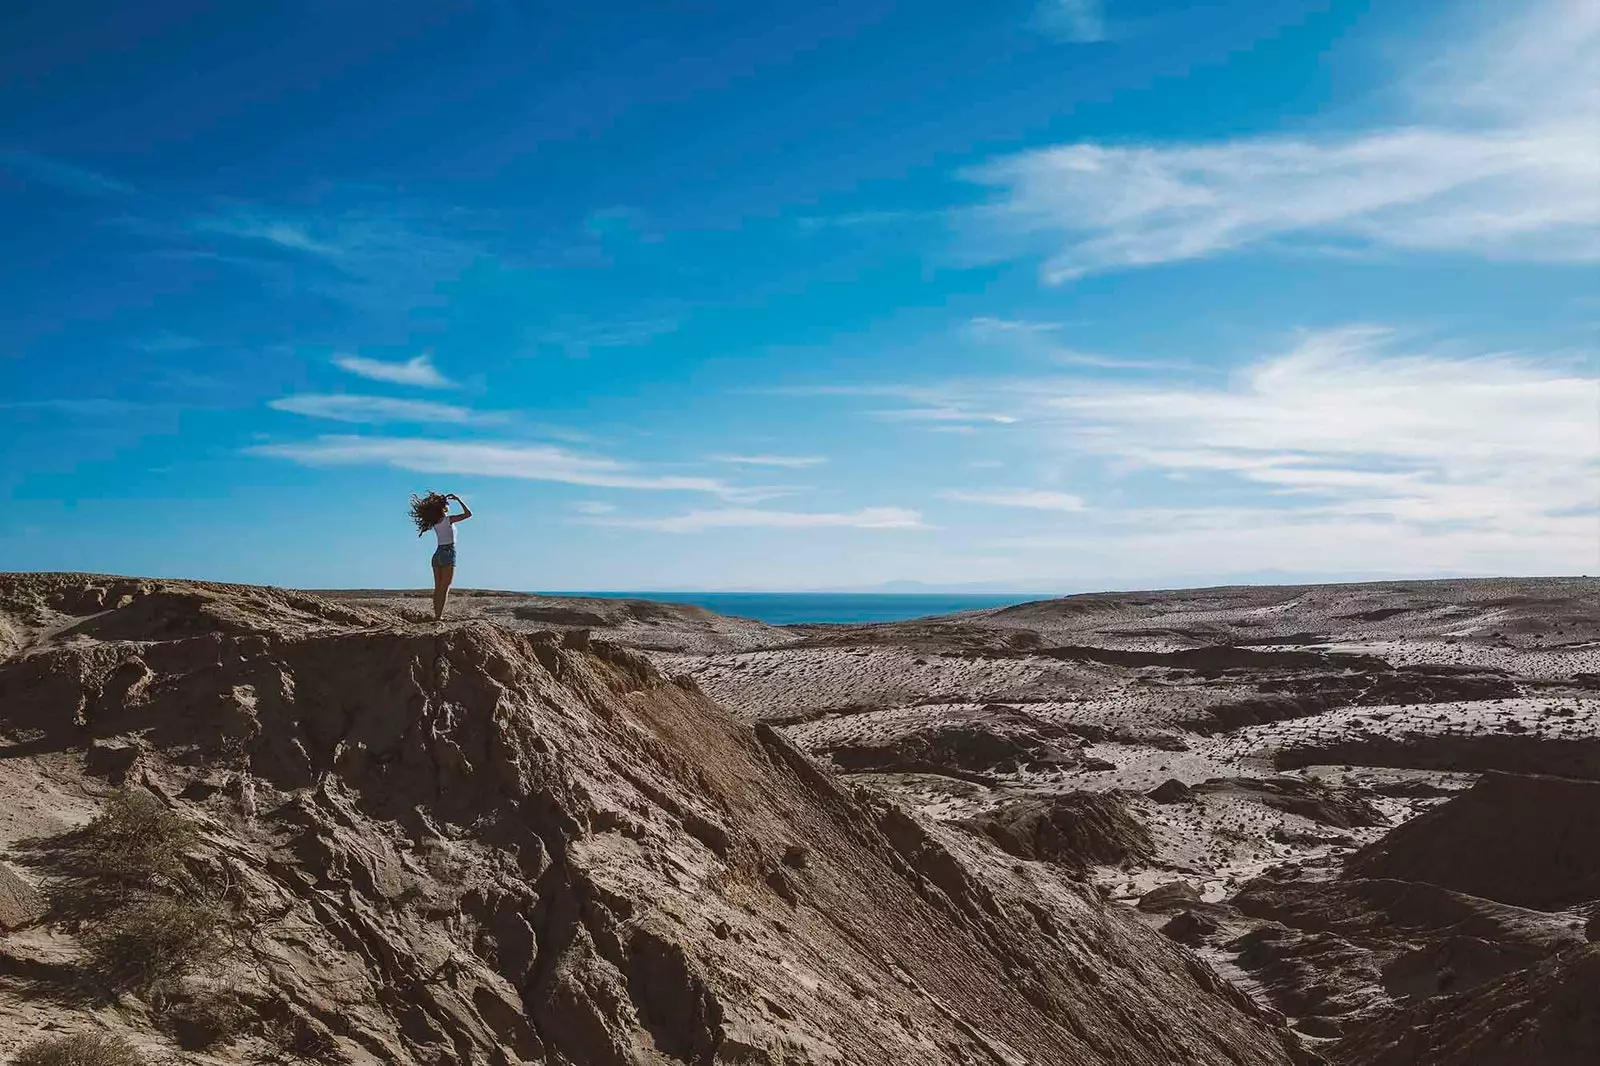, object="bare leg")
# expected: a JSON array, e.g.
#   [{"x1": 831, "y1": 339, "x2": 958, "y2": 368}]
[{"x1": 432, "y1": 564, "x2": 454, "y2": 621}]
